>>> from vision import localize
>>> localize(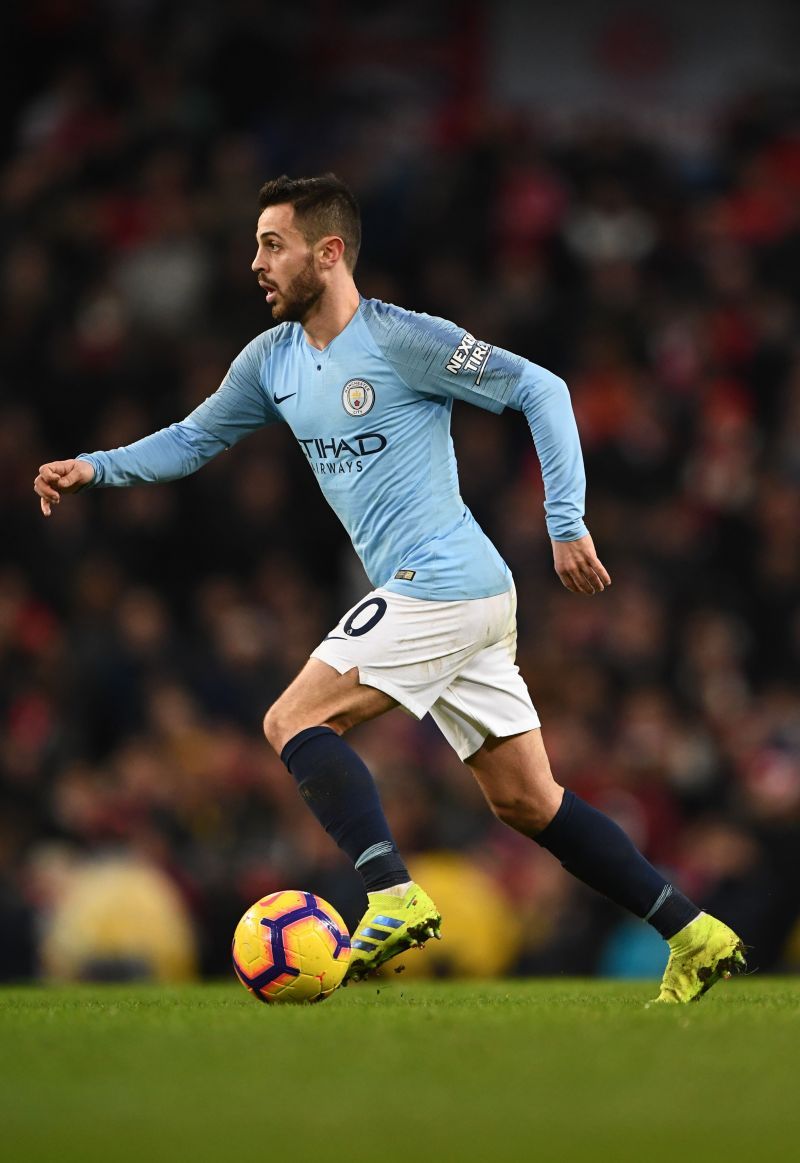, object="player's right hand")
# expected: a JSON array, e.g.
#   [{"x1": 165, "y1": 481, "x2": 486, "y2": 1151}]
[{"x1": 34, "y1": 459, "x2": 94, "y2": 517}]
